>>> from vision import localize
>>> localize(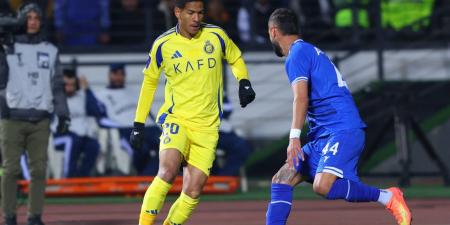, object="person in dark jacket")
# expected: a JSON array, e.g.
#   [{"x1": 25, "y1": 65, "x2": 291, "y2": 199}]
[{"x1": 0, "y1": 3, "x2": 70, "y2": 225}]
